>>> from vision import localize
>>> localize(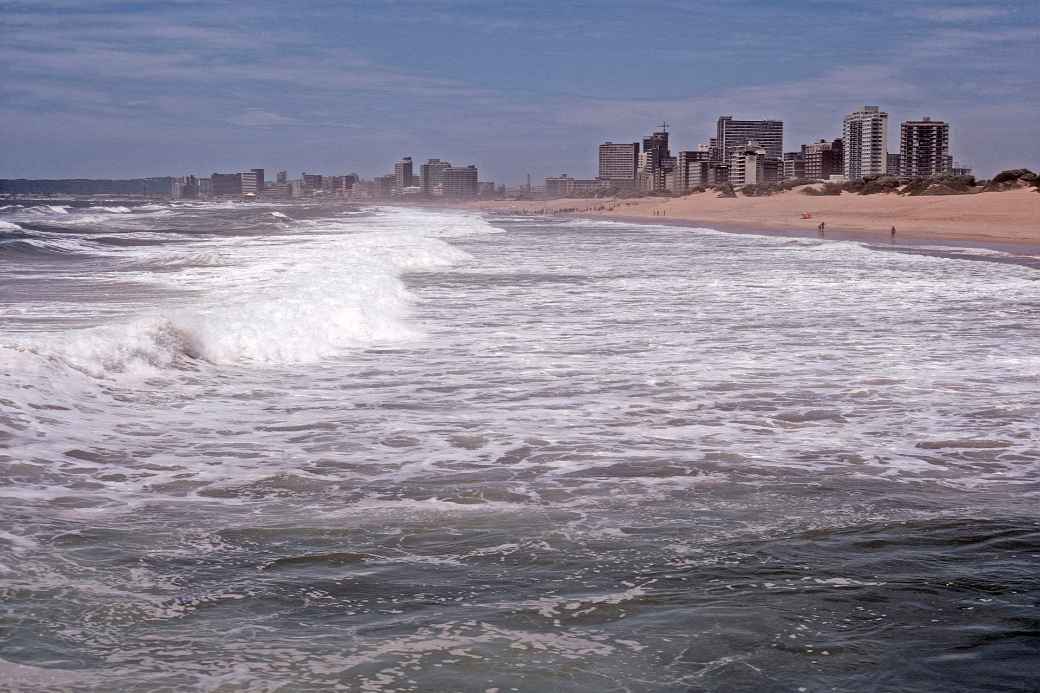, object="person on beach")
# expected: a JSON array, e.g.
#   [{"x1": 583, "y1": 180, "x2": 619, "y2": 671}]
[{"x1": 891, "y1": 226, "x2": 896, "y2": 239}]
